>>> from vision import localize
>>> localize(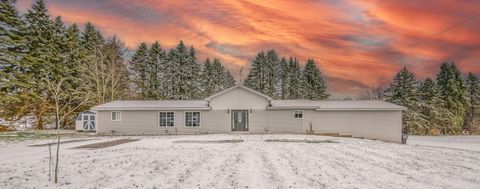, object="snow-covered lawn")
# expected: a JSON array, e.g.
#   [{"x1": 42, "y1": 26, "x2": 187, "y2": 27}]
[
  {"x1": 1, "y1": 134, "x2": 479, "y2": 188},
  {"x1": 408, "y1": 135, "x2": 480, "y2": 152}
]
